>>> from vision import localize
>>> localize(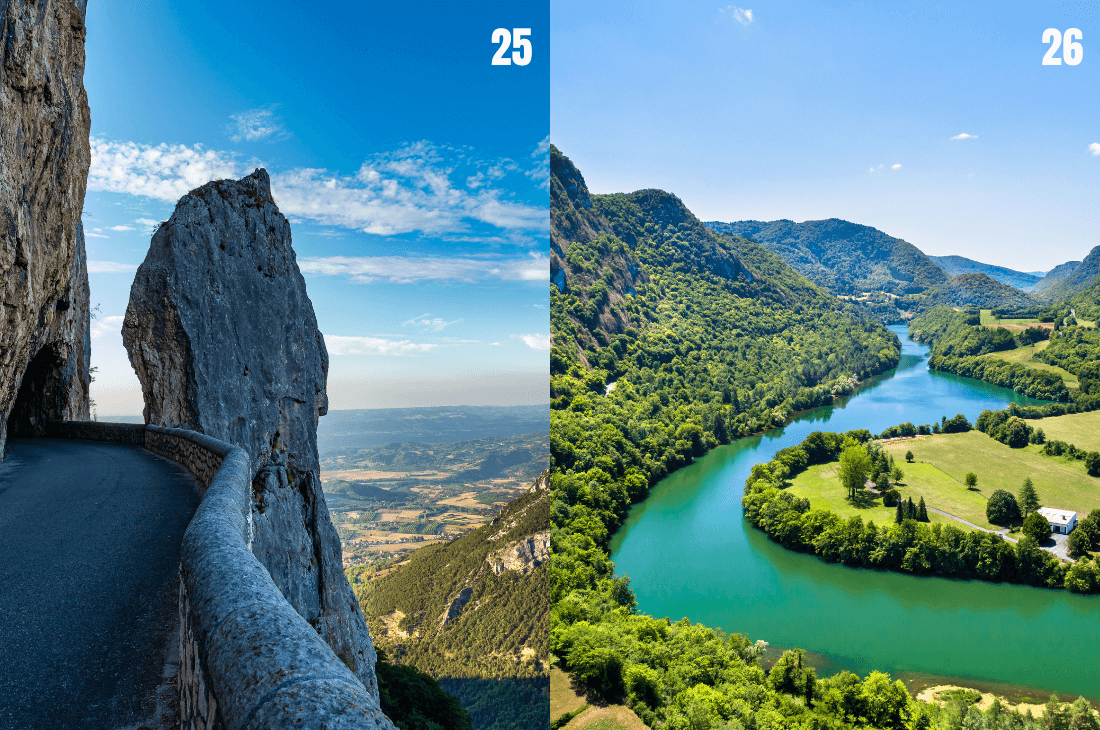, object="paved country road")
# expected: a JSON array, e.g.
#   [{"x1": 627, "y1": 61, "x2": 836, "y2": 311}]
[{"x1": 0, "y1": 438, "x2": 200, "y2": 729}]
